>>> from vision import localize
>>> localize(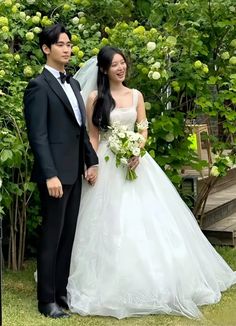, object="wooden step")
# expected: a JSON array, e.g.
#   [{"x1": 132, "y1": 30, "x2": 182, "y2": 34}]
[
  {"x1": 182, "y1": 165, "x2": 236, "y2": 246},
  {"x1": 202, "y1": 230, "x2": 235, "y2": 247},
  {"x1": 202, "y1": 196, "x2": 236, "y2": 228},
  {"x1": 201, "y1": 183, "x2": 236, "y2": 246},
  {"x1": 202, "y1": 214, "x2": 236, "y2": 246}
]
